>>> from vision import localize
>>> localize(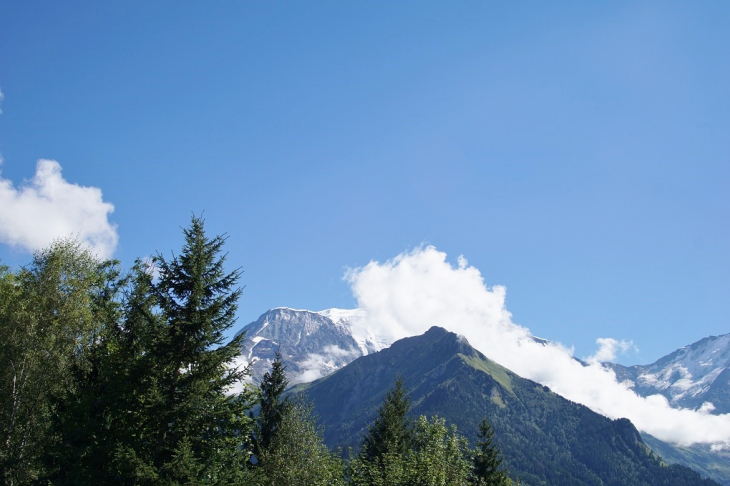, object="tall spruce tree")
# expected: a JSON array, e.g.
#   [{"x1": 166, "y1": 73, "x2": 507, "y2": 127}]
[
  {"x1": 42, "y1": 218, "x2": 256, "y2": 484},
  {"x1": 147, "y1": 215, "x2": 255, "y2": 483},
  {"x1": 361, "y1": 375, "x2": 413, "y2": 462},
  {"x1": 472, "y1": 418, "x2": 510, "y2": 486},
  {"x1": 255, "y1": 350, "x2": 289, "y2": 456}
]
